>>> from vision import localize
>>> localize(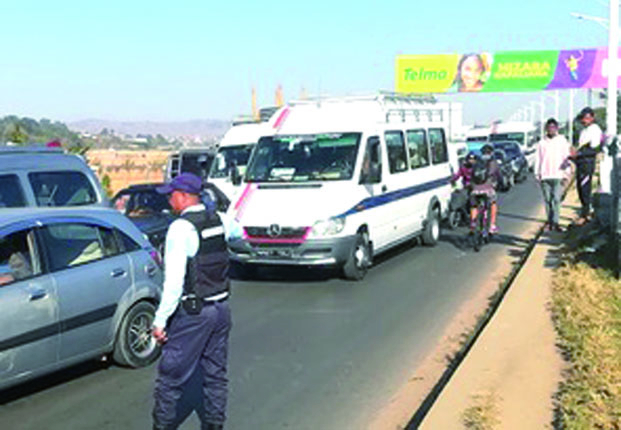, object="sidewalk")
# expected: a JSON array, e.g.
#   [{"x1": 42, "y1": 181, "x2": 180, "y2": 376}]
[{"x1": 418, "y1": 192, "x2": 581, "y2": 429}]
